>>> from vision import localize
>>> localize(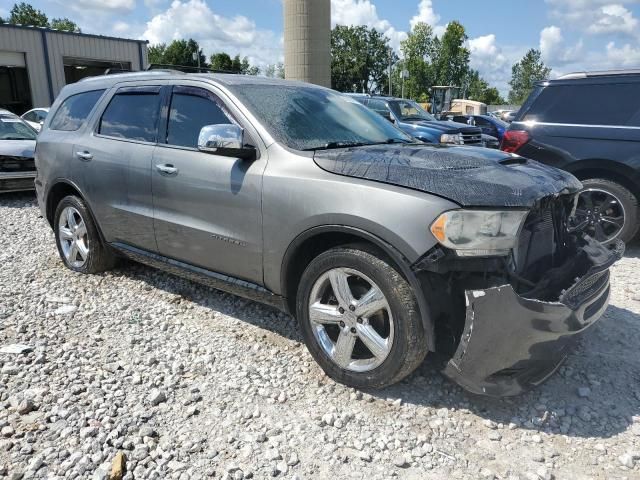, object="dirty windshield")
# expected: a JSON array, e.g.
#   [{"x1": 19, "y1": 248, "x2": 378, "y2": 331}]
[
  {"x1": 389, "y1": 100, "x2": 436, "y2": 122},
  {"x1": 231, "y1": 85, "x2": 412, "y2": 151}
]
